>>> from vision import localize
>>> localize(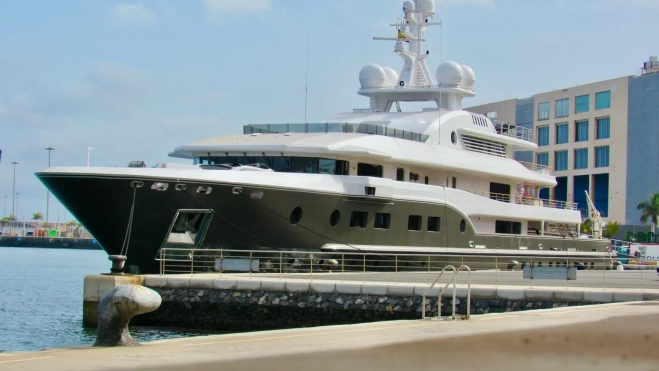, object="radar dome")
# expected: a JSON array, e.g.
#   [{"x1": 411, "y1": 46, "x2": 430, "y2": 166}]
[
  {"x1": 359, "y1": 64, "x2": 387, "y2": 89},
  {"x1": 383, "y1": 67, "x2": 399, "y2": 87},
  {"x1": 436, "y1": 61, "x2": 463, "y2": 87},
  {"x1": 415, "y1": 0, "x2": 435, "y2": 17},
  {"x1": 461, "y1": 65, "x2": 476, "y2": 90},
  {"x1": 402, "y1": 0, "x2": 415, "y2": 13}
]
